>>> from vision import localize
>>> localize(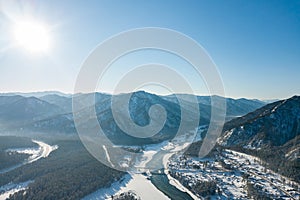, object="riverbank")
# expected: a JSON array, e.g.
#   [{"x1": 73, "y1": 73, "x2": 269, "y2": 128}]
[{"x1": 163, "y1": 154, "x2": 199, "y2": 200}]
